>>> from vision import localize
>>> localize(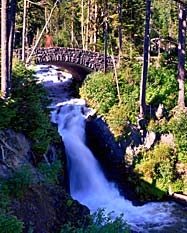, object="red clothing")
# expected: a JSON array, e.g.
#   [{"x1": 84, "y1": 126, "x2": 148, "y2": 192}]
[{"x1": 45, "y1": 34, "x2": 53, "y2": 47}]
